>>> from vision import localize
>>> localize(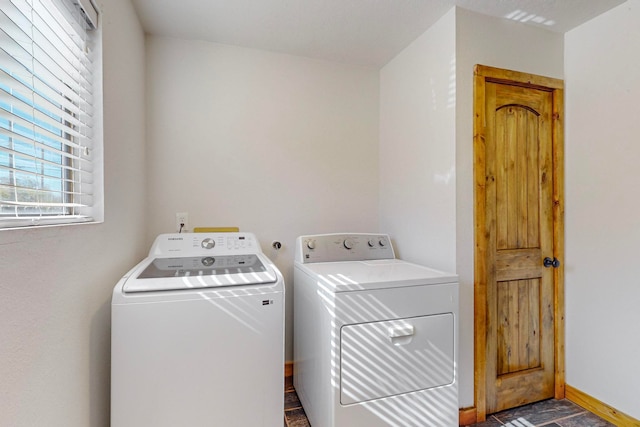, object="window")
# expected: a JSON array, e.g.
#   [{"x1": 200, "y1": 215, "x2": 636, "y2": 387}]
[{"x1": 0, "y1": 0, "x2": 101, "y2": 229}]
